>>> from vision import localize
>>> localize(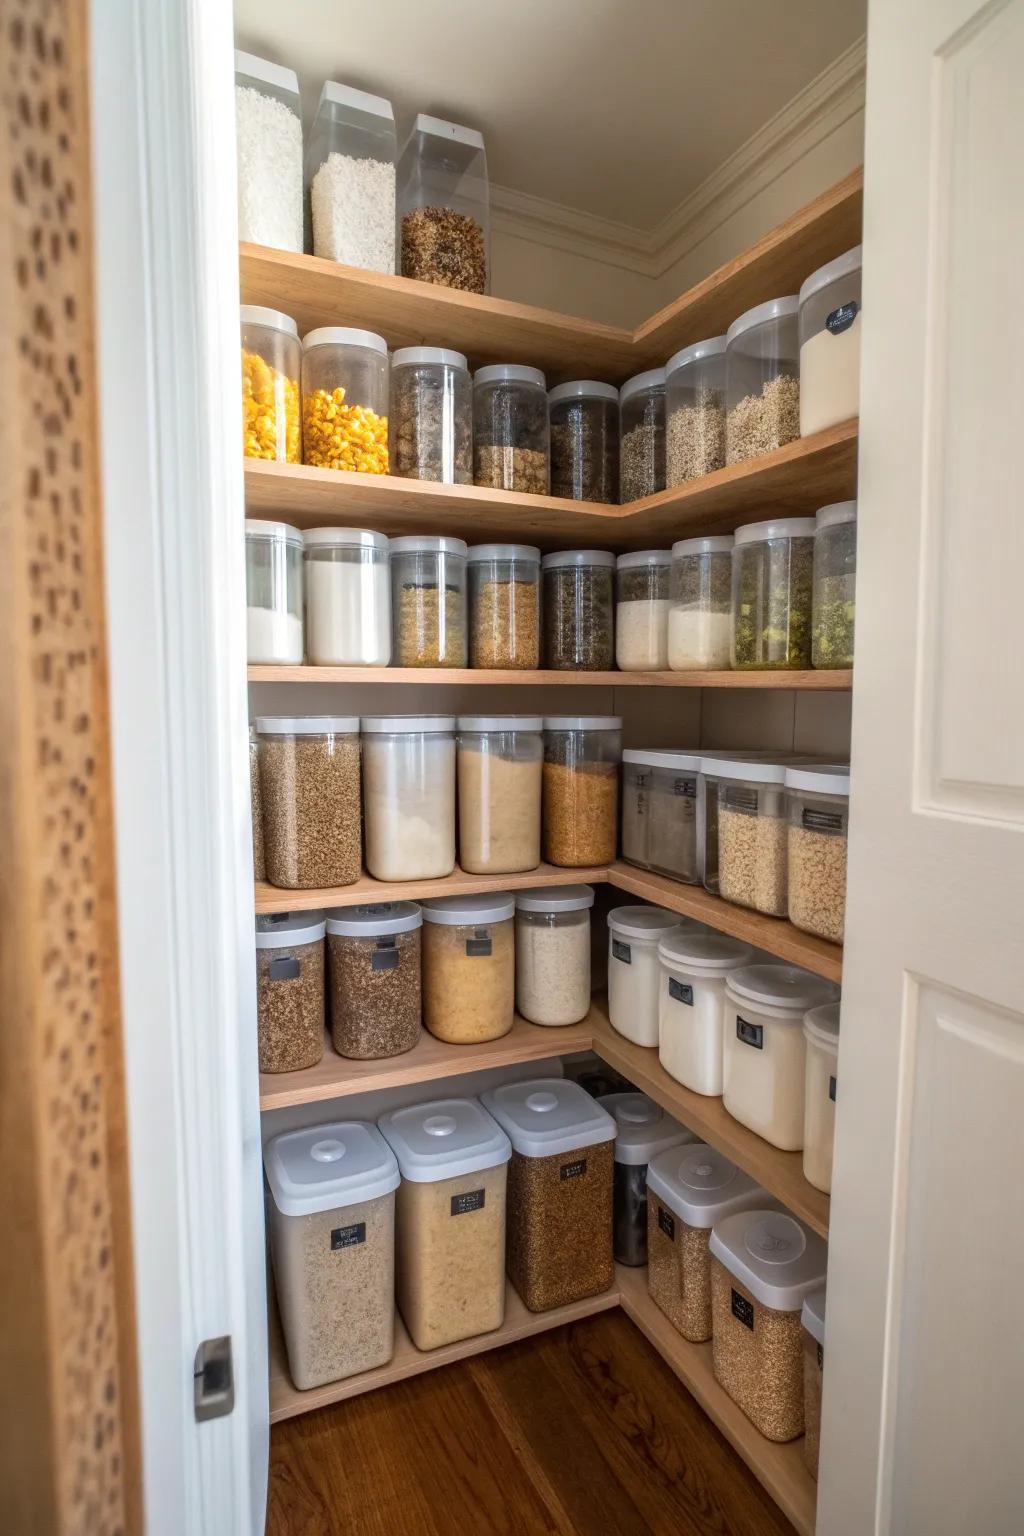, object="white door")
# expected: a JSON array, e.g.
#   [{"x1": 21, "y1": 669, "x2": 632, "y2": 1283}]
[{"x1": 820, "y1": 3, "x2": 1024, "y2": 1533}]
